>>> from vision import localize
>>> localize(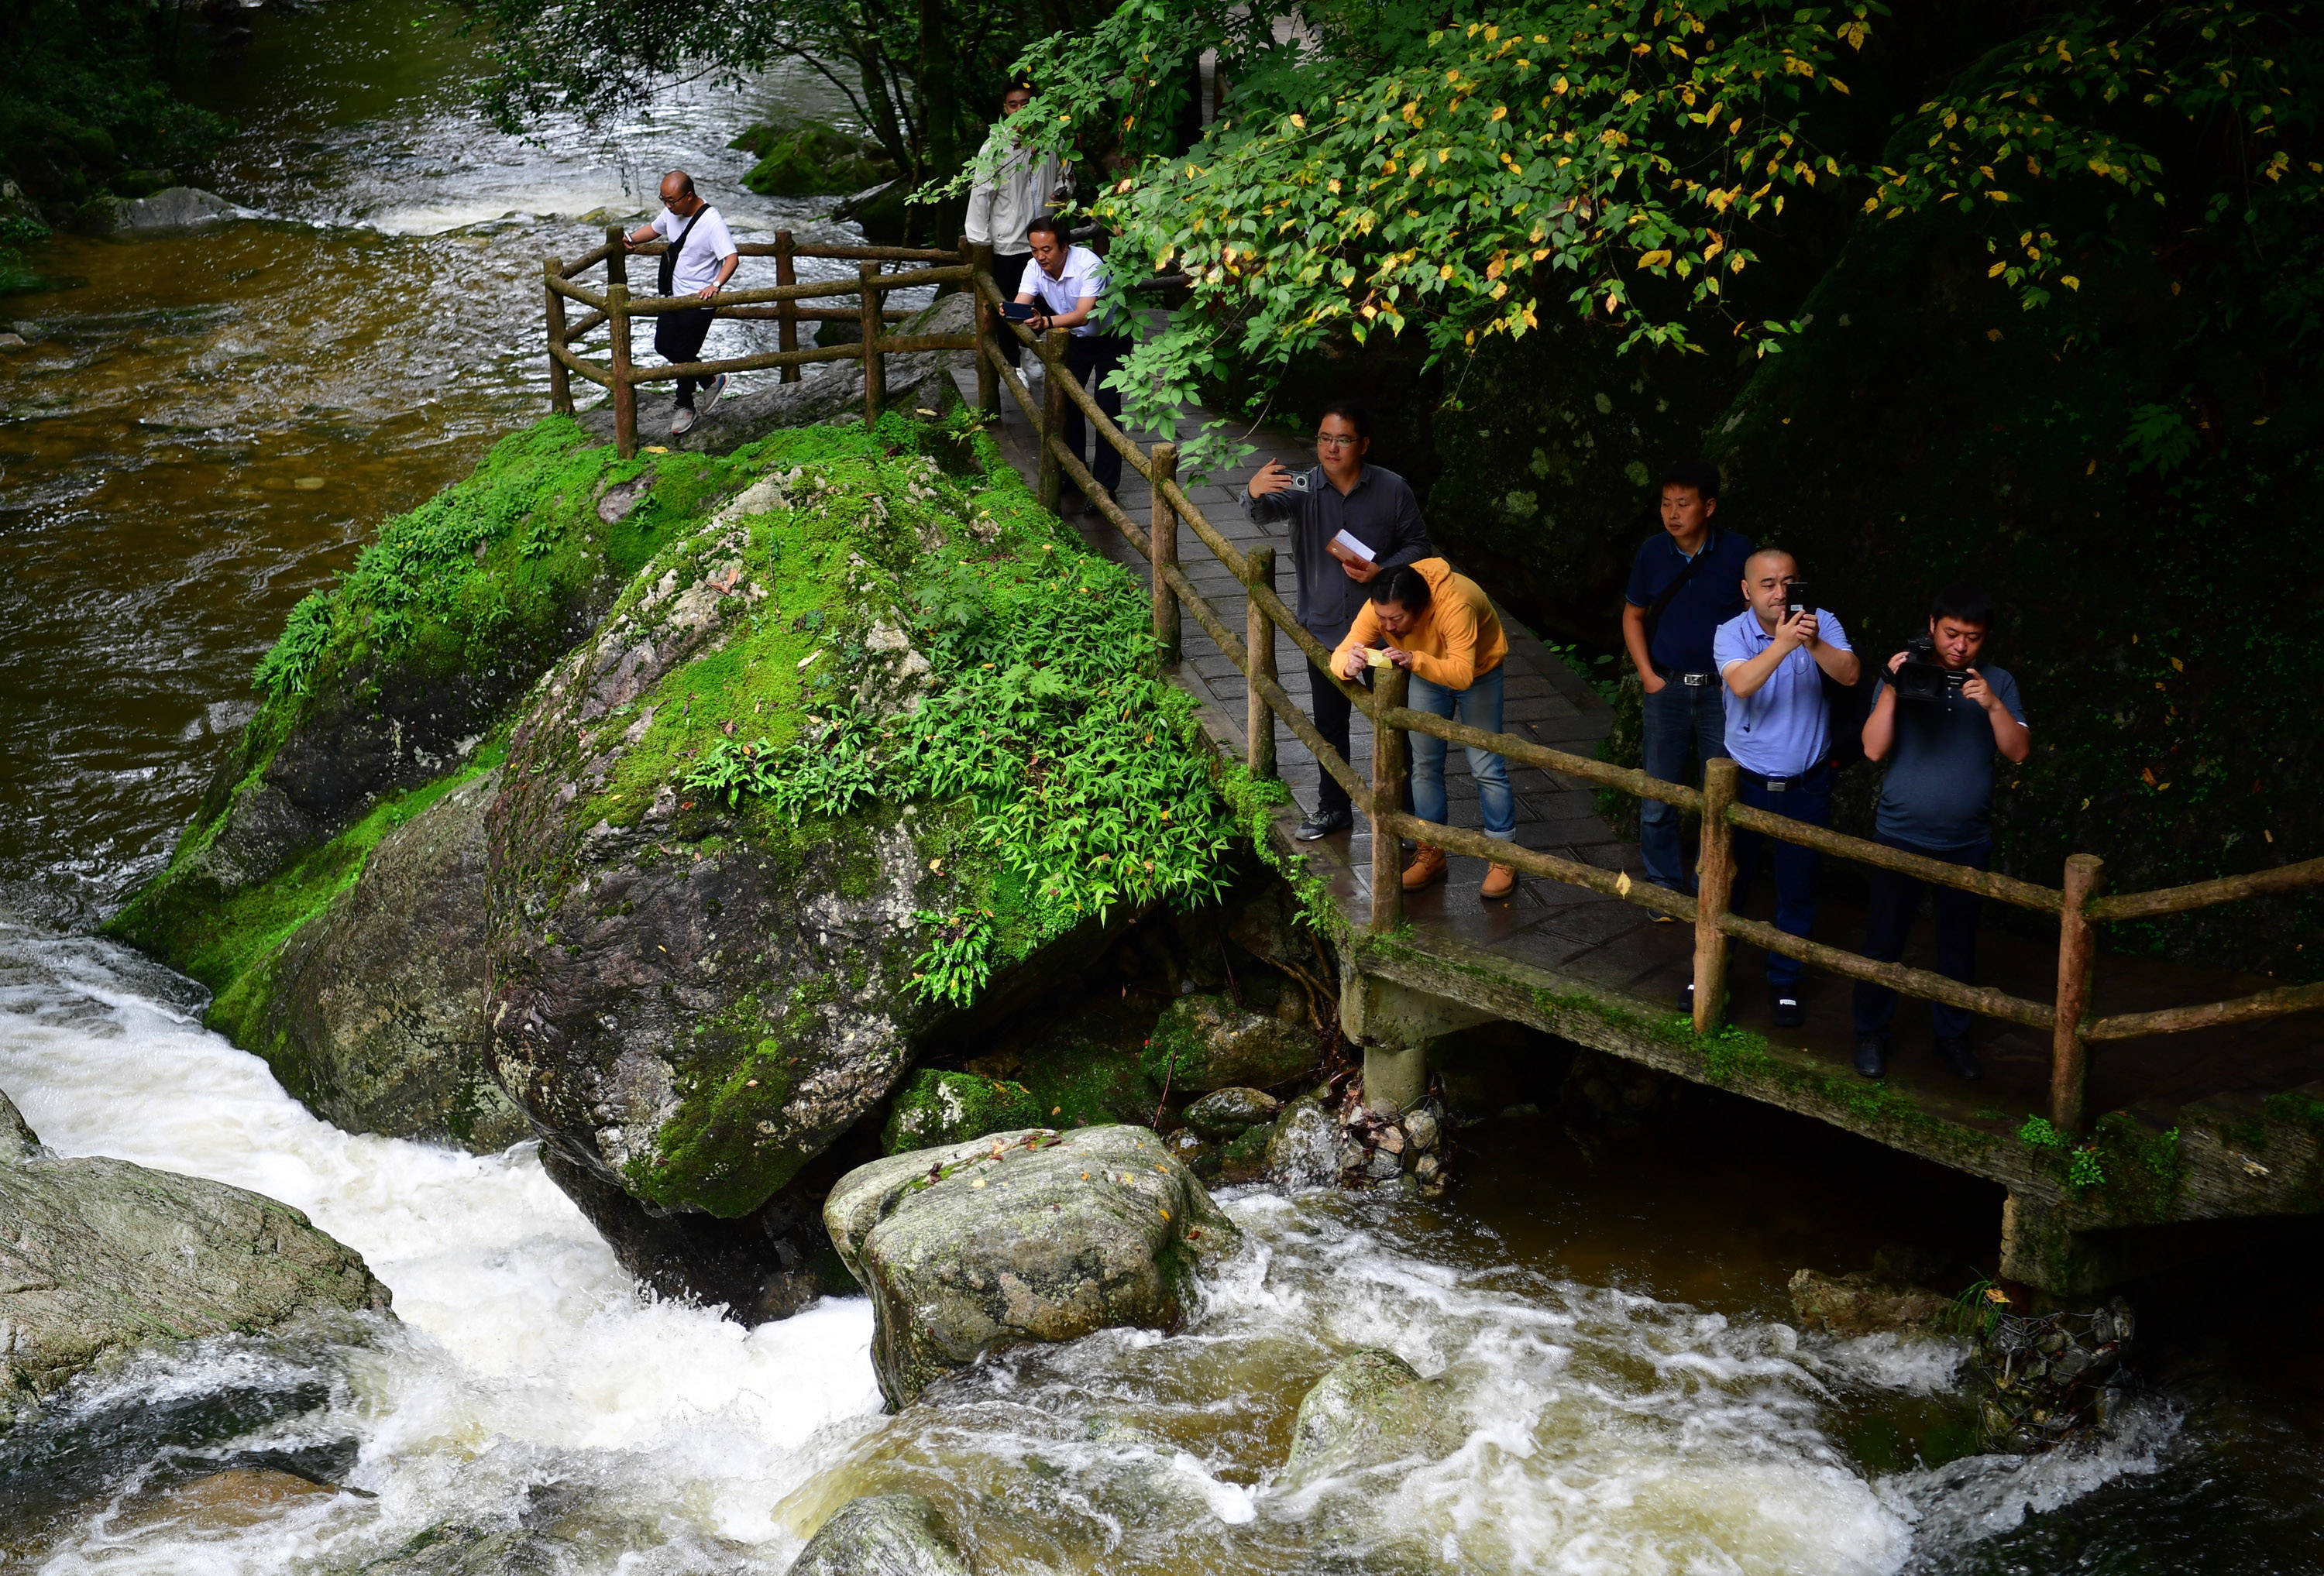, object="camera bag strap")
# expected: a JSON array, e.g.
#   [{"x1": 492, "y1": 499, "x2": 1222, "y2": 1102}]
[
  {"x1": 658, "y1": 205, "x2": 708, "y2": 298},
  {"x1": 1642, "y1": 528, "x2": 1720, "y2": 674}
]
